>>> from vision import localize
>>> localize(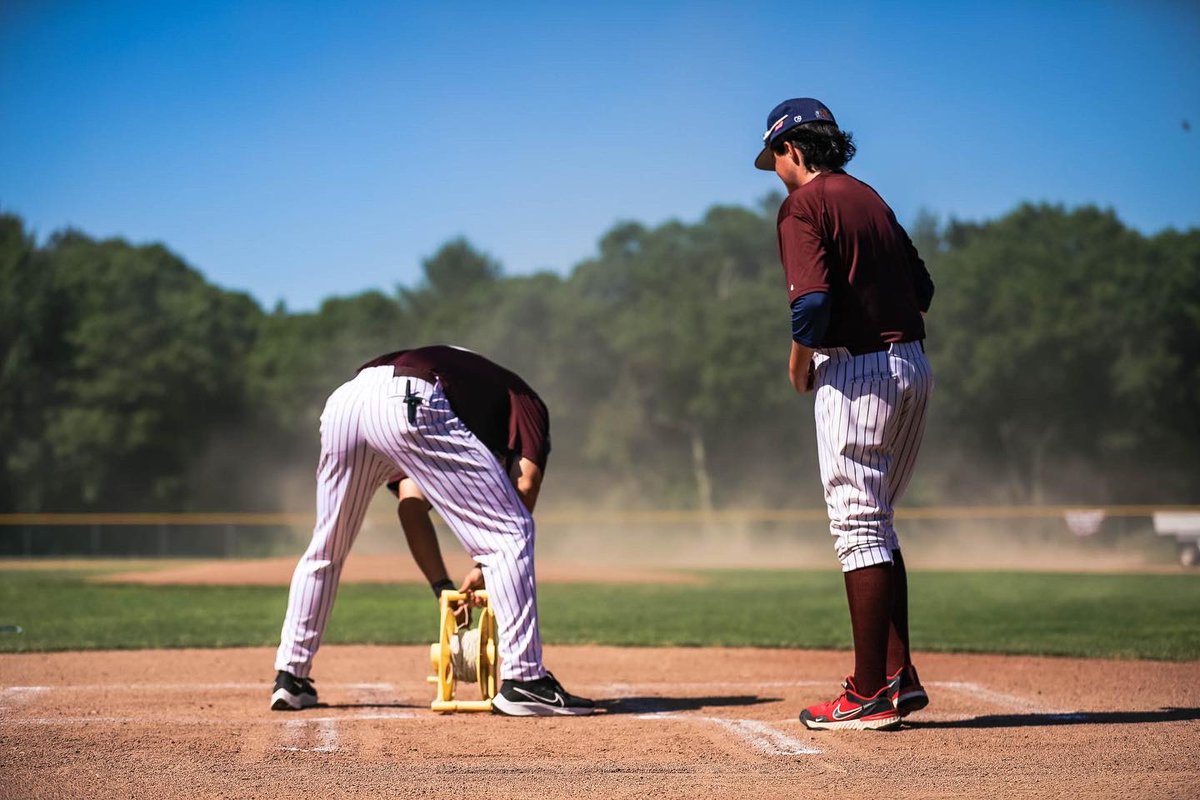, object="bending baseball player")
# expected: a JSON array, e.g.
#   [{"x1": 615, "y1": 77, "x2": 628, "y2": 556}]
[
  {"x1": 271, "y1": 345, "x2": 595, "y2": 716},
  {"x1": 756, "y1": 98, "x2": 934, "y2": 730}
]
